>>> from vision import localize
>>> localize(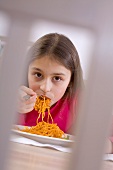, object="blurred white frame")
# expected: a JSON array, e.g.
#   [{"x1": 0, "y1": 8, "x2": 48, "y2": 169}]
[
  {"x1": 0, "y1": 14, "x2": 95, "y2": 80},
  {"x1": 0, "y1": 1, "x2": 113, "y2": 170}
]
